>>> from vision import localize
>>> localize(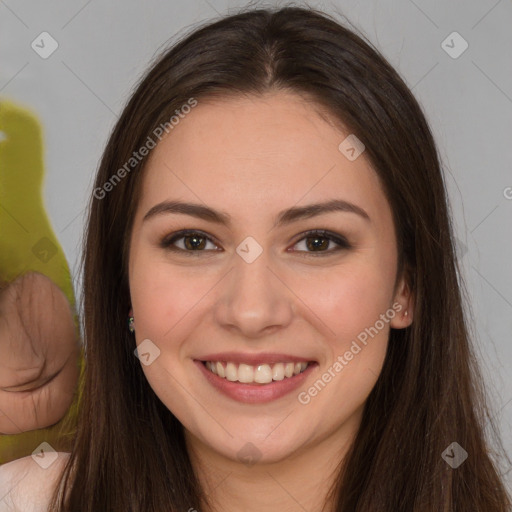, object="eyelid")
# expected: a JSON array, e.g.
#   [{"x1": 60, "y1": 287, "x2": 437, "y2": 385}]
[{"x1": 161, "y1": 228, "x2": 351, "y2": 255}]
